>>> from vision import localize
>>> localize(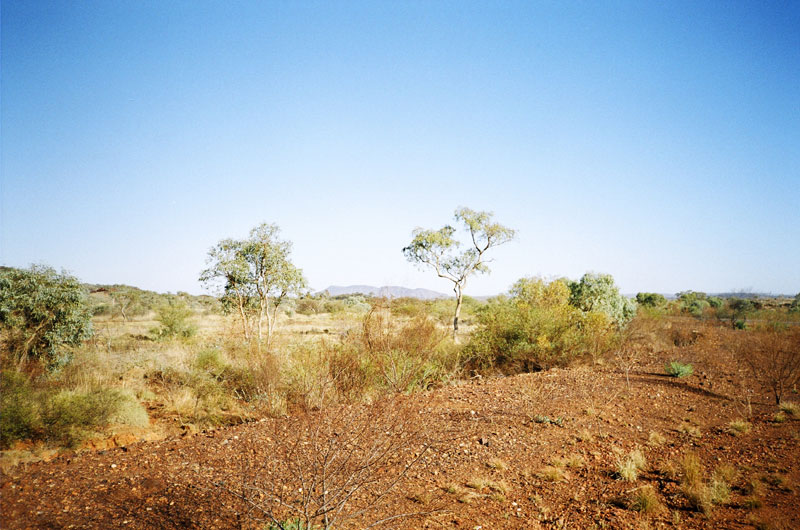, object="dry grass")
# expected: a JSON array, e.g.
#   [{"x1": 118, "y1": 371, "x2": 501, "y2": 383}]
[
  {"x1": 616, "y1": 448, "x2": 647, "y2": 482},
  {"x1": 680, "y1": 452, "x2": 712, "y2": 515},
  {"x1": 539, "y1": 465, "x2": 569, "y2": 483},
  {"x1": 576, "y1": 429, "x2": 594, "y2": 442},
  {"x1": 647, "y1": 431, "x2": 666, "y2": 446},
  {"x1": 678, "y1": 422, "x2": 702, "y2": 437},
  {"x1": 779, "y1": 401, "x2": 799, "y2": 416},
  {"x1": 564, "y1": 454, "x2": 584, "y2": 469},
  {"x1": 713, "y1": 463, "x2": 738, "y2": 485},
  {"x1": 728, "y1": 419, "x2": 752, "y2": 436},
  {"x1": 629, "y1": 485, "x2": 662, "y2": 514},
  {"x1": 487, "y1": 457, "x2": 508, "y2": 471}
]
